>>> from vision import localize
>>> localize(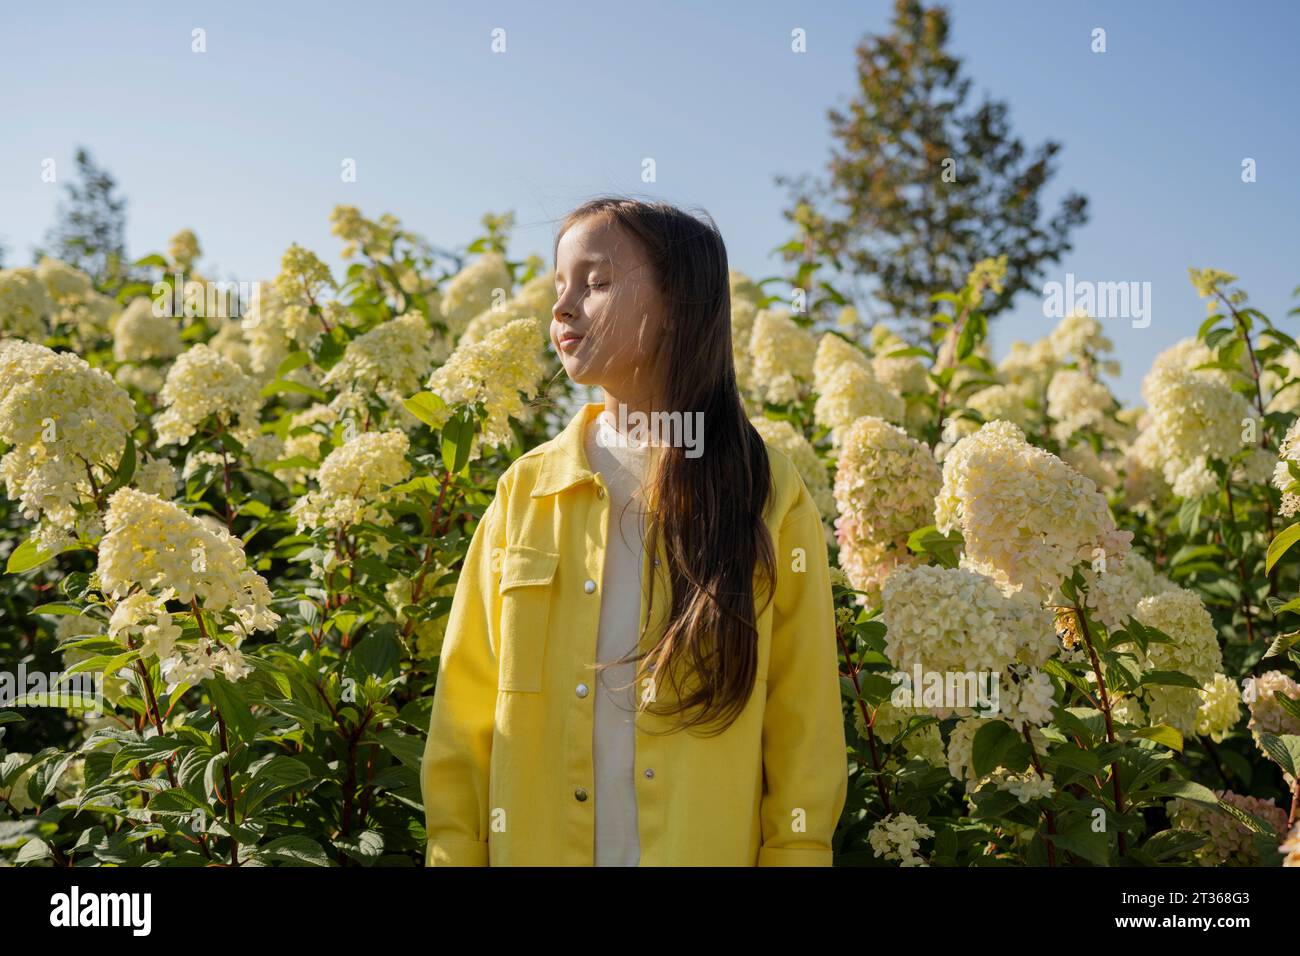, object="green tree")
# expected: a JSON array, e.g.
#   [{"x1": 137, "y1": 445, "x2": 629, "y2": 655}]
[
  {"x1": 779, "y1": 0, "x2": 1088, "y2": 339},
  {"x1": 38, "y1": 147, "x2": 130, "y2": 293}
]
